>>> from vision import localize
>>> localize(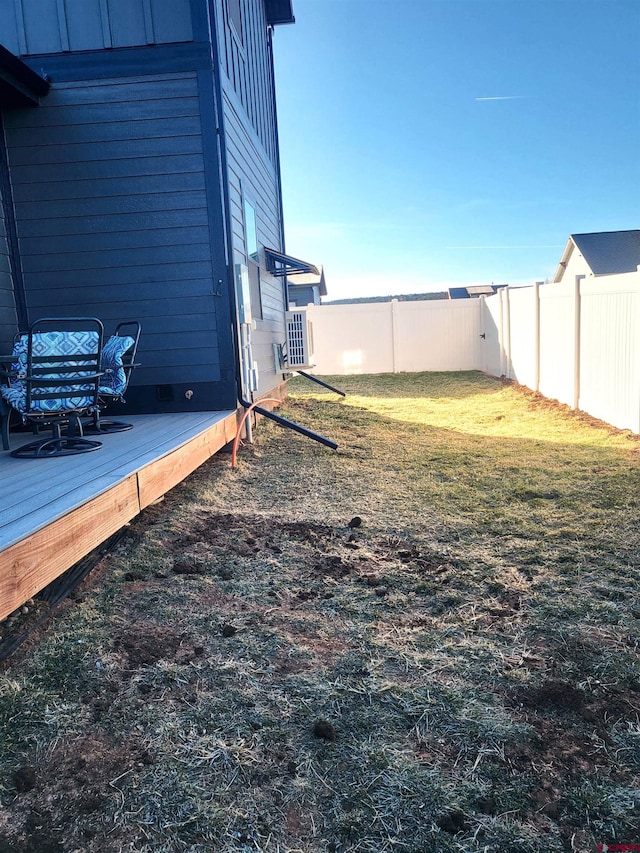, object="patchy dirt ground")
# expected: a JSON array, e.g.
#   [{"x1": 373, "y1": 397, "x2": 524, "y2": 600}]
[{"x1": 1, "y1": 372, "x2": 639, "y2": 852}]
